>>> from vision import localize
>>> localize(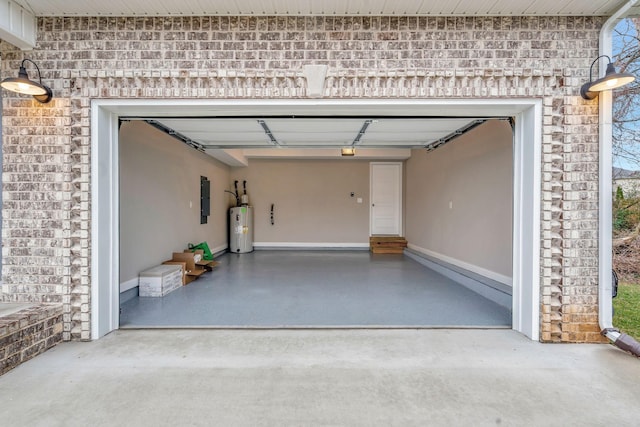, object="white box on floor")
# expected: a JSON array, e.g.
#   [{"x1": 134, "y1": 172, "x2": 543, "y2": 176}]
[{"x1": 139, "y1": 264, "x2": 183, "y2": 297}]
